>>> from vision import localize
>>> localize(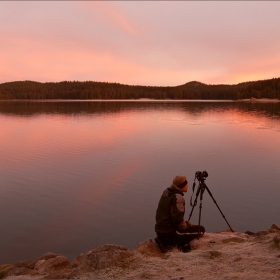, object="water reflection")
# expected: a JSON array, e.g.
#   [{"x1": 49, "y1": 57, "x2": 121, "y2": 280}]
[
  {"x1": 0, "y1": 100, "x2": 280, "y2": 120},
  {"x1": 0, "y1": 100, "x2": 280, "y2": 264}
]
